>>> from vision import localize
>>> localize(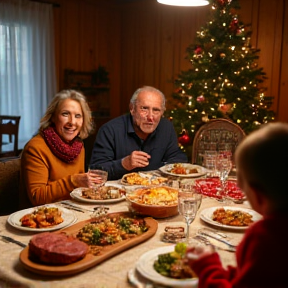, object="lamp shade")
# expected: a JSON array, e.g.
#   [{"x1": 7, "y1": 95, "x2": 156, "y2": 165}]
[{"x1": 157, "y1": 0, "x2": 209, "y2": 6}]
